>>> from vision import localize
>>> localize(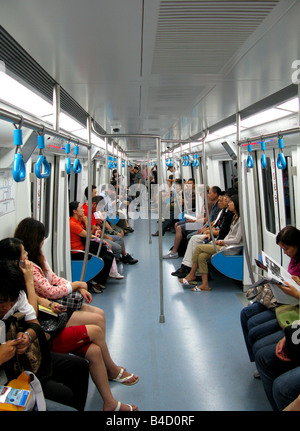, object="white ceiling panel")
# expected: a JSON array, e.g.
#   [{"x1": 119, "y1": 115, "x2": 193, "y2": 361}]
[{"x1": 0, "y1": 0, "x2": 299, "y2": 154}]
